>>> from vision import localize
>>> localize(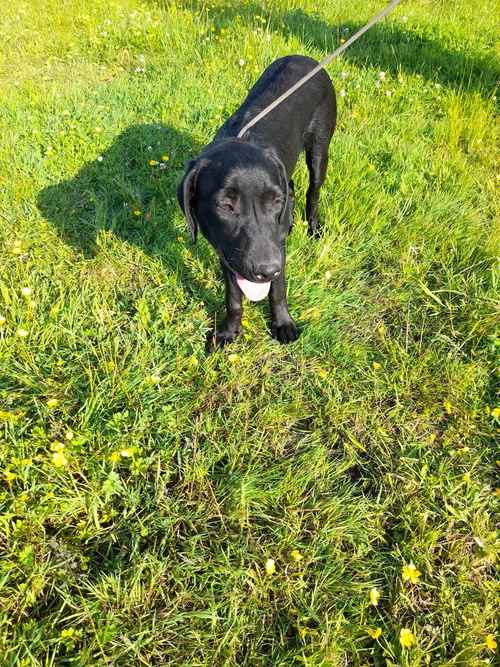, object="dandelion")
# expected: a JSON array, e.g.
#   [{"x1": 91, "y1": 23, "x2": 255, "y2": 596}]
[
  {"x1": 265, "y1": 558, "x2": 276, "y2": 575},
  {"x1": 399, "y1": 628, "x2": 415, "y2": 648},
  {"x1": 149, "y1": 373, "x2": 161, "y2": 384},
  {"x1": 21, "y1": 287, "x2": 31, "y2": 297},
  {"x1": 298, "y1": 627, "x2": 307, "y2": 639},
  {"x1": 369, "y1": 587, "x2": 380, "y2": 606},
  {"x1": 120, "y1": 448, "x2": 134, "y2": 458},
  {"x1": 372, "y1": 361, "x2": 381, "y2": 370},
  {"x1": 443, "y1": 400, "x2": 453, "y2": 414},
  {"x1": 4, "y1": 470, "x2": 16, "y2": 483},
  {"x1": 367, "y1": 164, "x2": 376, "y2": 172},
  {"x1": 367, "y1": 627, "x2": 382, "y2": 639},
  {"x1": 491, "y1": 407, "x2": 500, "y2": 419},
  {"x1": 402, "y1": 562, "x2": 421, "y2": 584},
  {"x1": 290, "y1": 549, "x2": 303, "y2": 562},
  {"x1": 228, "y1": 353, "x2": 240, "y2": 363},
  {"x1": 463, "y1": 471, "x2": 471, "y2": 482},
  {"x1": 50, "y1": 441, "x2": 65, "y2": 452},
  {"x1": 318, "y1": 368, "x2": 328, "y2": 379},
  {"x1": 46, "y1": 398, "x2": 59, "y2": 409},
  {"x1": 0, "y1": 315, "x2": 6, "y2": 325},
  {"x1": 485, "y1": 634, "x2": 497, "y2": 652},
  {"x1": 17, "y1": 328, "x2": 29, "y2": 337},
  {"x1": 109, "y1": 451, "x2": 120, "y2": 463},
  {"x1": 52, "y1": 451, "x2": 68, "y2": 467},
  {"x1": 149, "y1": 159, "x2": 158, "y2": 166},
  {"x1": 161, "y1": 154, "x2": 169, "y2": 161},
  {"x1": 133, "y1": 210, "x2": 142, "y2": 216}
]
